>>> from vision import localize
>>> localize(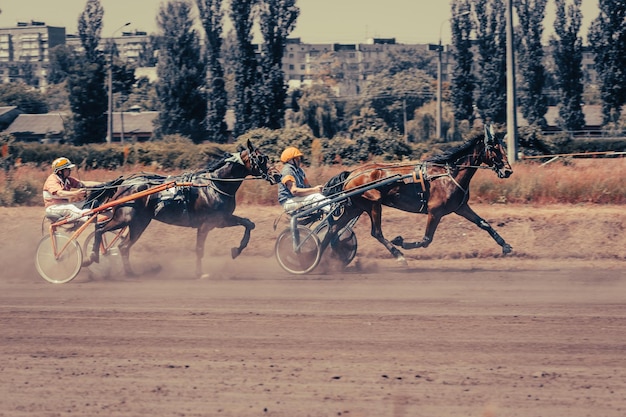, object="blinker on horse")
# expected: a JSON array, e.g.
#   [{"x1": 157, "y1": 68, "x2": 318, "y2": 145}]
[
  {"x1": 322, "y1": 124, "x2": 514, "y2": 265},
  {"x1": 82, "y1": 140, "x2": 281, "y2": 279}
]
